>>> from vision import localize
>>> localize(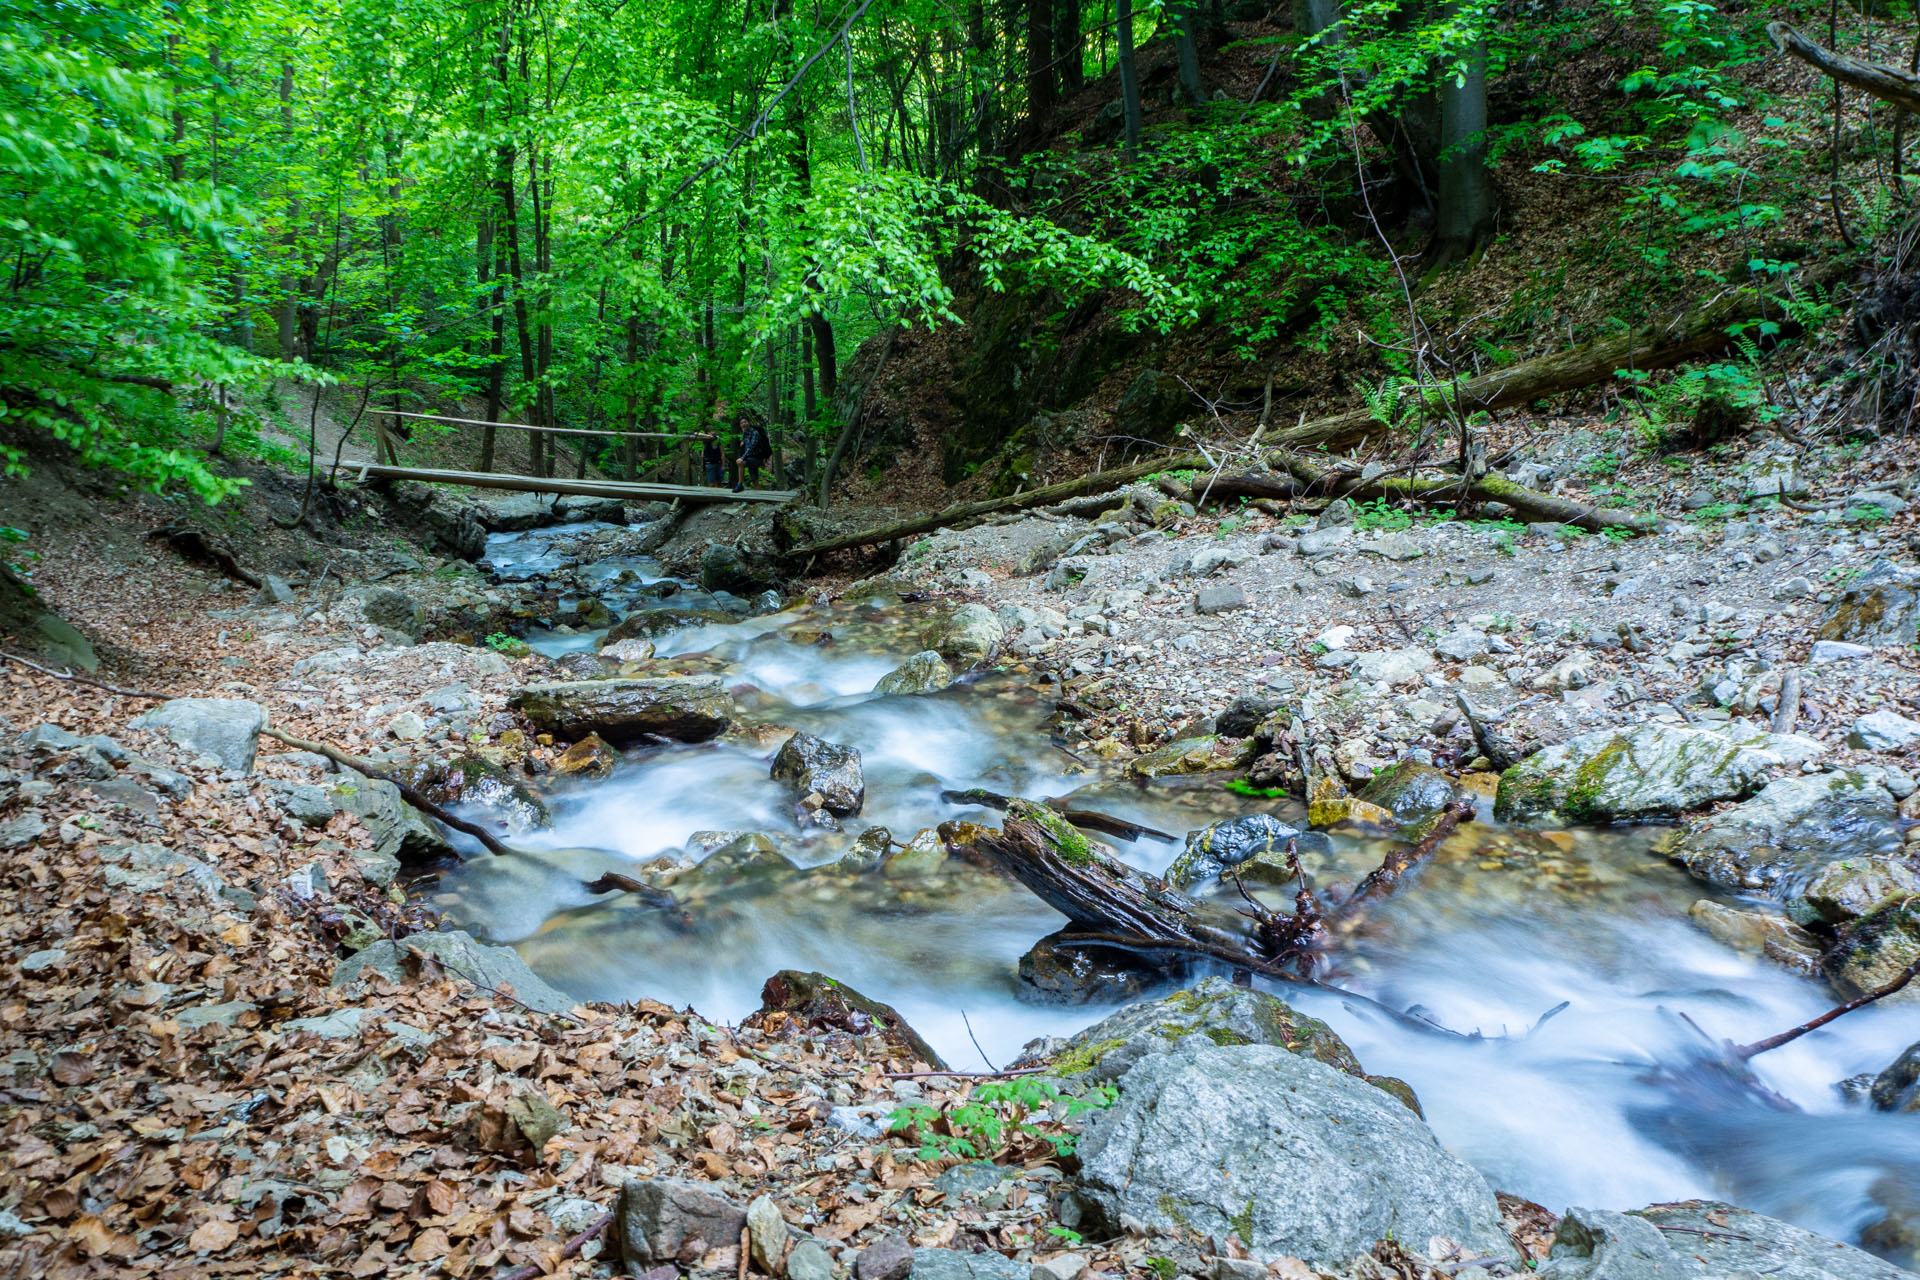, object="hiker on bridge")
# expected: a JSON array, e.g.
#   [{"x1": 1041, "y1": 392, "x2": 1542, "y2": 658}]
[{"x1": 732, "y1": 414, "x2": 771, "y2": 493}]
